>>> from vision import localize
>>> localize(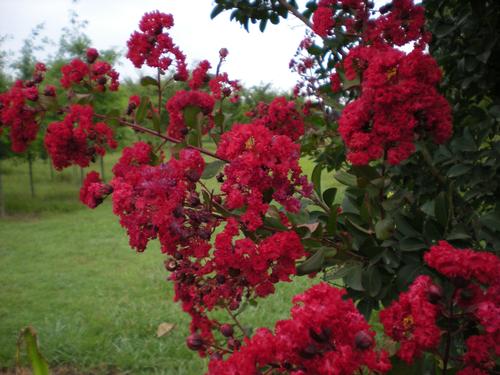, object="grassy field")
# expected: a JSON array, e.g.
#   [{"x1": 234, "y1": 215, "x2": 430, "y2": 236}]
[{"x1": 0, "y1": 151, "x2": 337, "y2": 374}]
